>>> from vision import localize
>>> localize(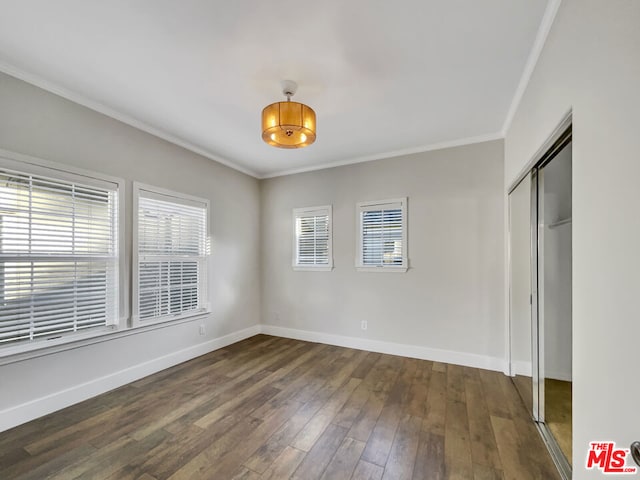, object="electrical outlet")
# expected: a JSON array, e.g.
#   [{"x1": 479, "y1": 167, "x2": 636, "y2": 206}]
[
  {"x1": 199, "y1": 324, "x2": 205, "y2": 336},
  {"x1": 361, "y1": 320, "x2": 368, "y2": 331}
]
